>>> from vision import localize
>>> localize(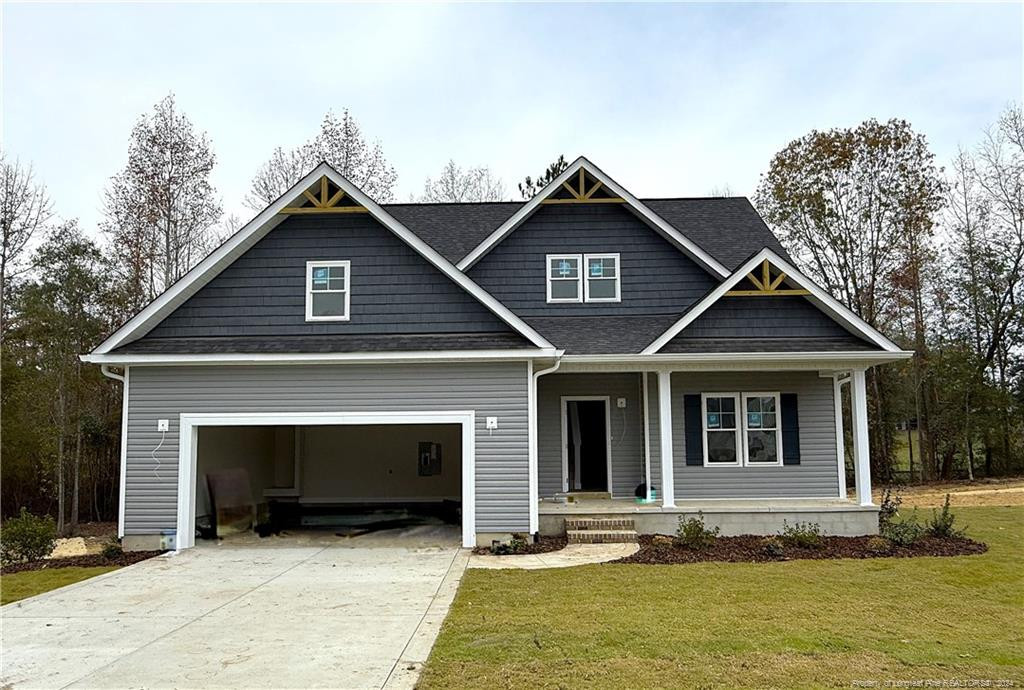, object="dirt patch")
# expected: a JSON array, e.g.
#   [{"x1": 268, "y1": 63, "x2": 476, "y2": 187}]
[
  {"x1": 472, "y1": 535, "x2": 568, "y2": 556},
  {"x1": 1, "y1": 551, "x2": 165, "y2": 574},
  {"x1": 70, "y1": 522, "x2": 118, "y2": 538},
  {"x1": 875, "y1": 478, "x2": 1024, "y2": 508},
  {"x1": 613, "y1": 534, "x2": 987, "y2": 565}
]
